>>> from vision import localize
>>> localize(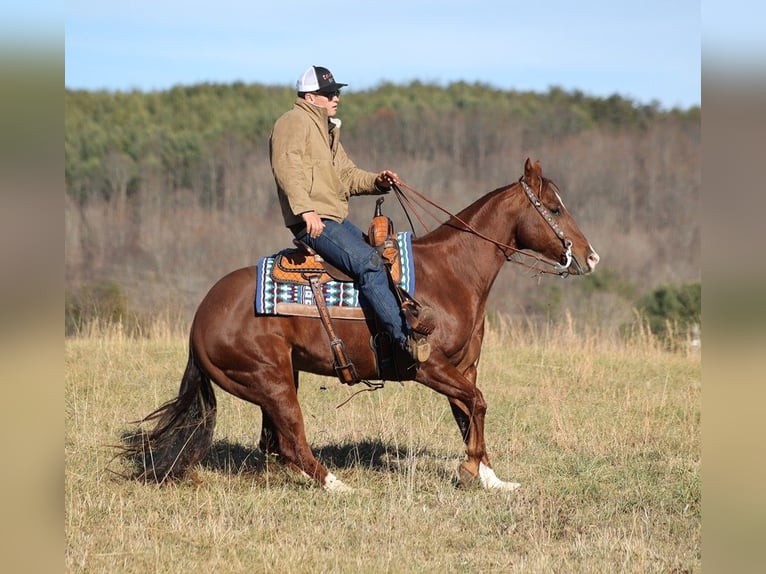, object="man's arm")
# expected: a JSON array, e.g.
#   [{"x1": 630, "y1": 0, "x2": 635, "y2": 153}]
[{"x1": 271, "y1": 116, "x2": 314, "y2": 216}]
